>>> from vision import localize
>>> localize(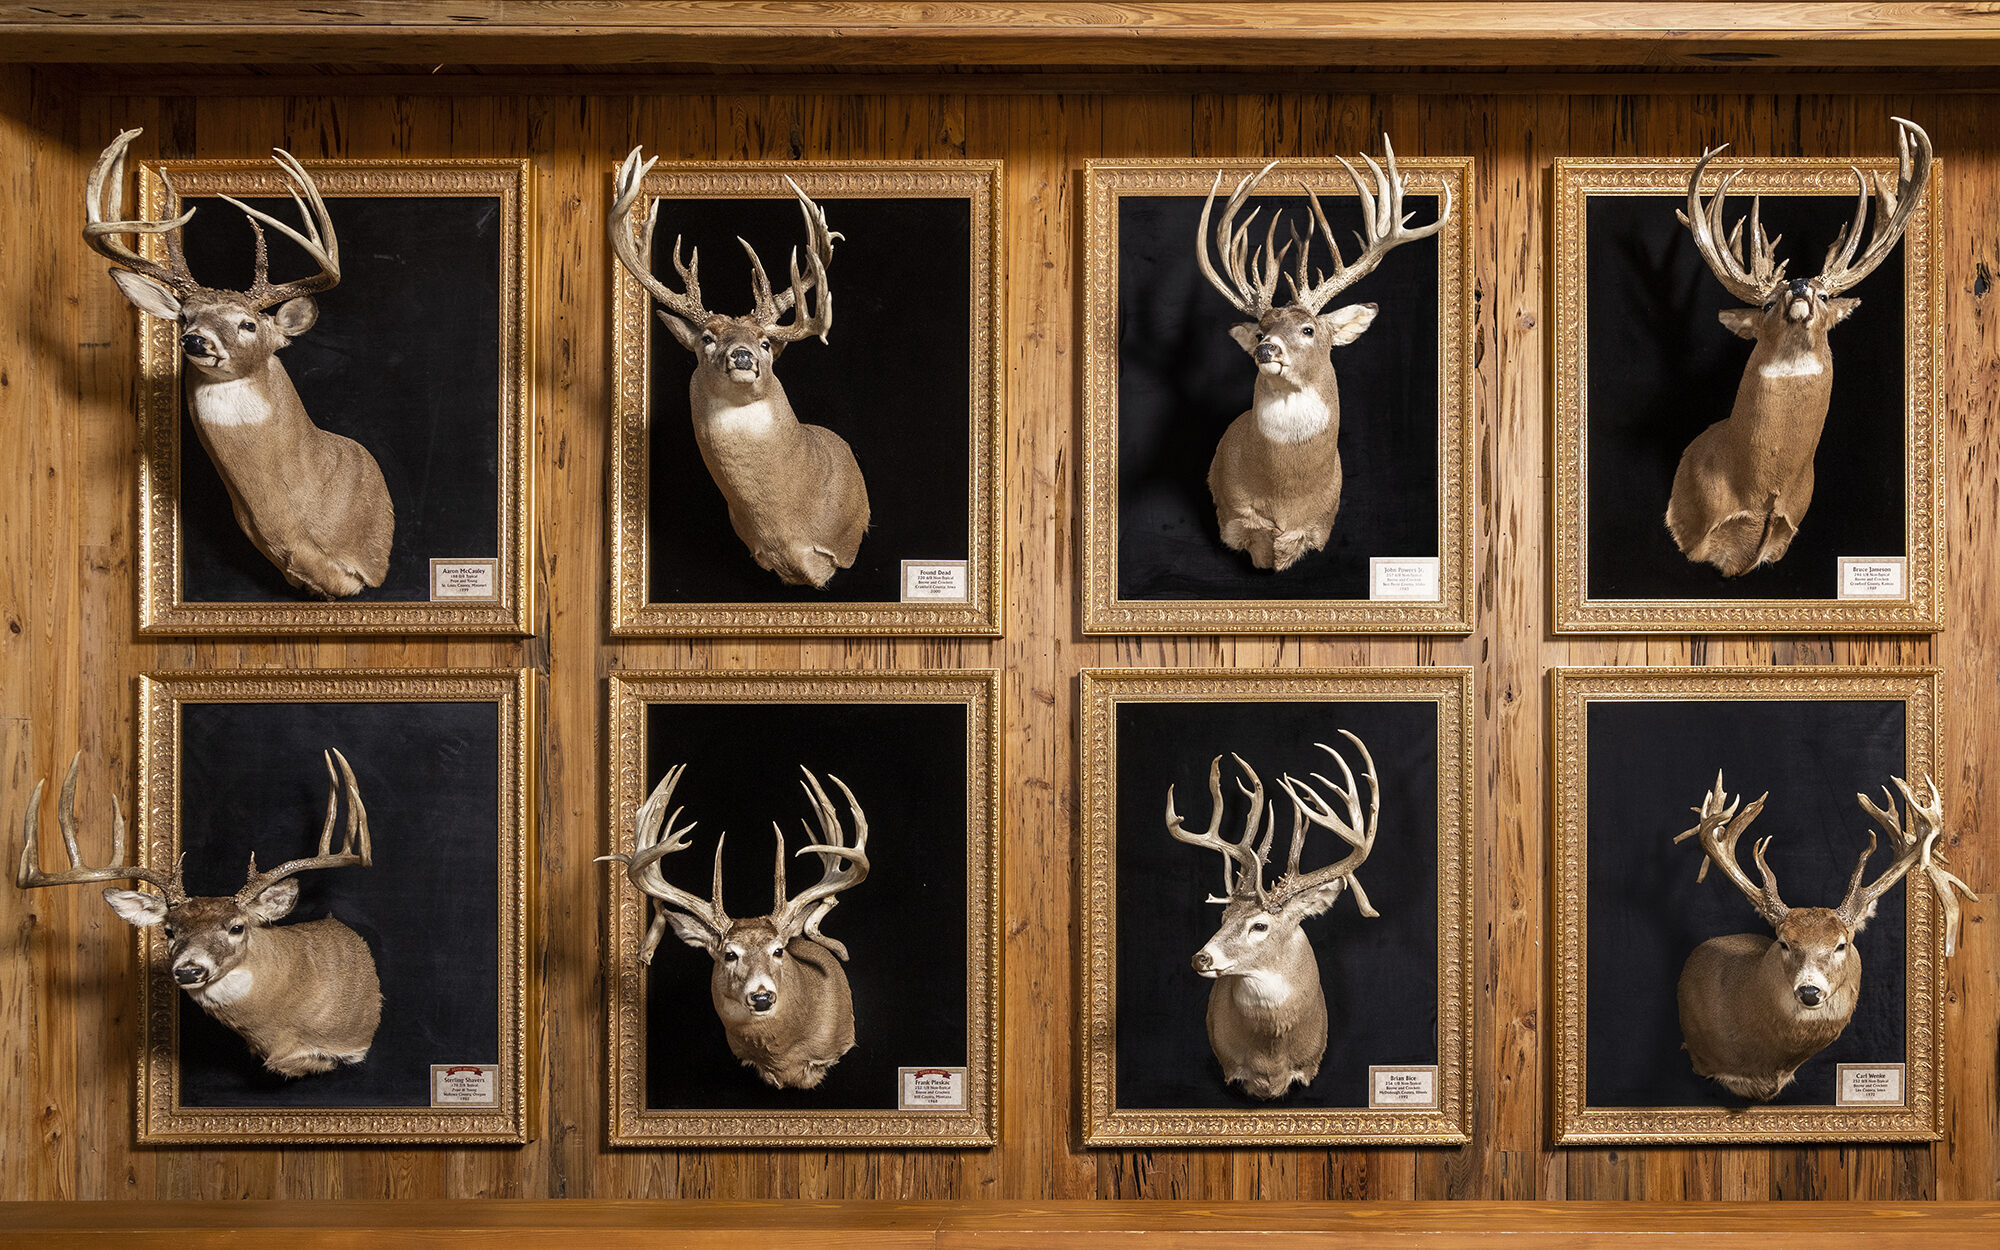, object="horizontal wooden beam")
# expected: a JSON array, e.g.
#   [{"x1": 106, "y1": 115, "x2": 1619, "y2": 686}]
[
  {"x1": 7, "y1": 3, "x2": 2000, "y2": 68},
  {"x1": 2, "y1": 1200, "x2": 1997, "y2": 1246}
]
